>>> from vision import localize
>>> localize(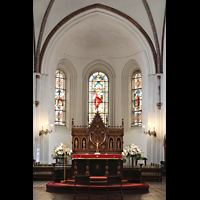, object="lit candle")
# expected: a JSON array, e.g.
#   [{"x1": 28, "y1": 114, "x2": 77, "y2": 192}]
[
  {"x1": 42, "y1": 123, "x2": 44, "y2": 131},
  {"x1": 50, "y1": 124, "x2": 53, "y2": 131},
  {"x1": 148, "y1": 123, "x2": 151, "y2": 131},
  {"x1": 143, "y1": 125, "x2": 145, "y2": 133},
  {"x1": 46, "y1": 122, "x2": 48, "y2": 129},
  {"x1": 153, "y1": 124, "x2": 155, "y2": 131}
]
